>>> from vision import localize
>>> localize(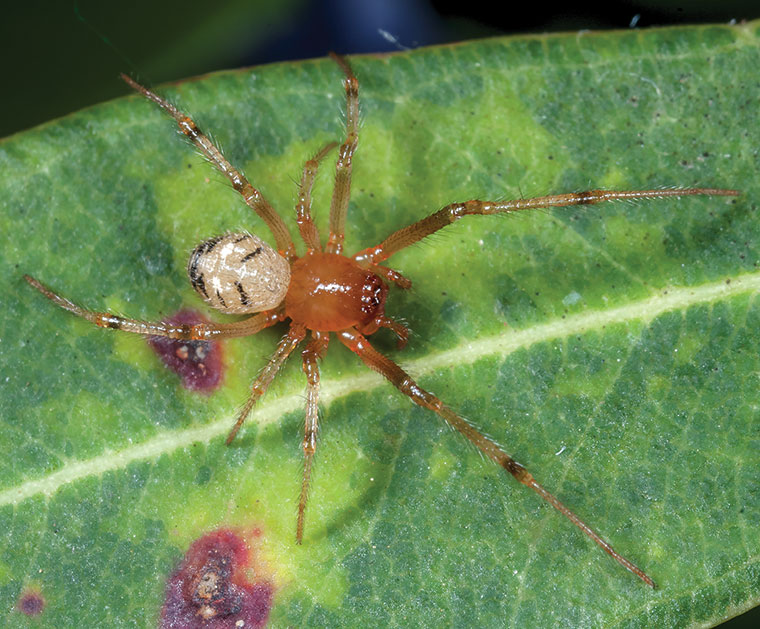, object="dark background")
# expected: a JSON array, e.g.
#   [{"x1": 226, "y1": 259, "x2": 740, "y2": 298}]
[
  {"x1": 2, "y1": 0, "x2": 758, "y2": 138},
  {"x1": 2, "y1": 1, "x2": 758, "y2": 626}
]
